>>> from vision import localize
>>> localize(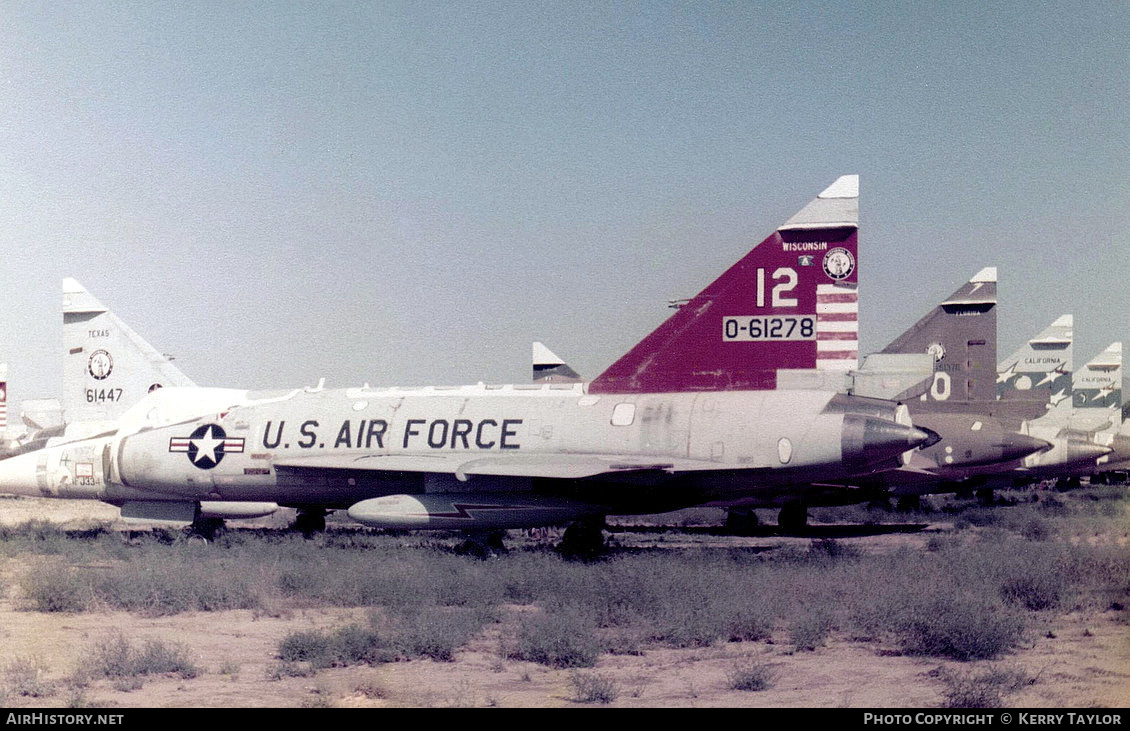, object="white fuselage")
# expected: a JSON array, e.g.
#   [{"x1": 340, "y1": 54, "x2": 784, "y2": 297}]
[{"x1": 0, "y1": 384, "x2": 918, "y2": 520}]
